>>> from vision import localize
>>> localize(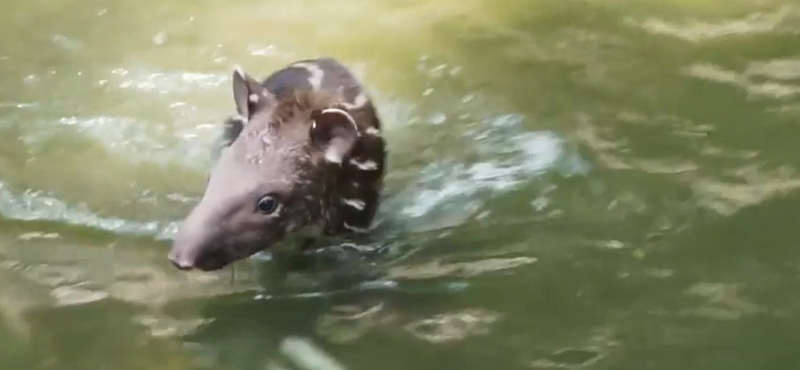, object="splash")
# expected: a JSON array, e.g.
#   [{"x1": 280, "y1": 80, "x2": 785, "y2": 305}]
[{"x1": 397, "y1": 113, "x2": 586, "y2": 224}]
